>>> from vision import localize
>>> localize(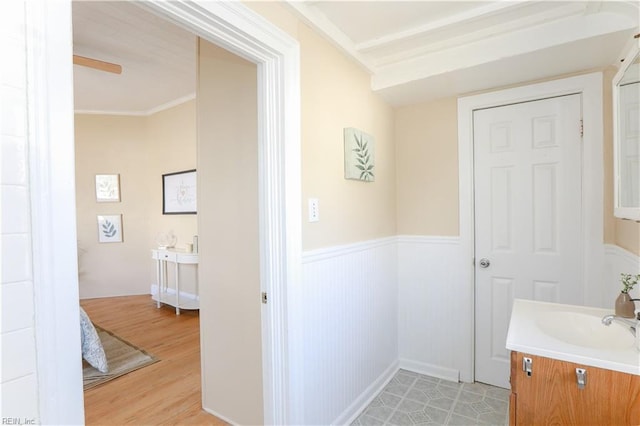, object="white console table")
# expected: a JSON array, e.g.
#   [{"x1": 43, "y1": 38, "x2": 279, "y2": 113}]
[{"x1": 151, "y1": 248, "x2": 199, "y2": 315}]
